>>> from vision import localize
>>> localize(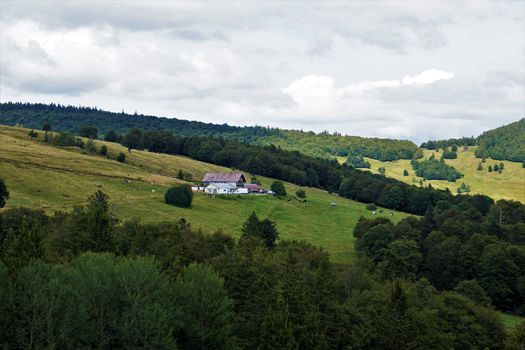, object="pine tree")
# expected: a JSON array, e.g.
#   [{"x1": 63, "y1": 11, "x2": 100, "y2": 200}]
[
  {"x1": 260, "y1": 219, "x2": 279, "y2": 249},
  {"x1": 241, "y1": 212, "x2": 262, "y2": 238},
  {"x1": 177, "y1": 170, "x2": 184, "y2": 180},
  {"x1": 477, "y1": 162, "x2": 483, "y2": 171},
  {"x1": 488, "y1": 165, "x2": 493, "y2": 172},
  {"x1": 403, "y1": 169, "x2": 409, "y2": 176},
  {"x1": 494, "y1": 164, "x2": 499, "y2": 172}
]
